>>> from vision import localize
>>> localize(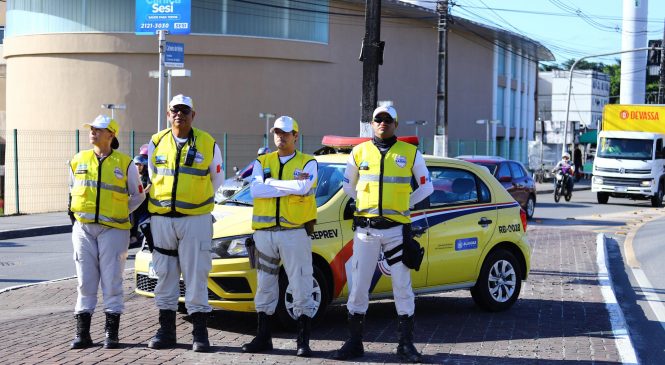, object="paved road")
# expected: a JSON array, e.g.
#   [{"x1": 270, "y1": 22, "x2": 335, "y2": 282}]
[
  {"x1": 0, "y1": 227, "x2": 625, "y2": 364},
  {"x1": 0, "y1": 233, "x2": 140, "y2": 290}
]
